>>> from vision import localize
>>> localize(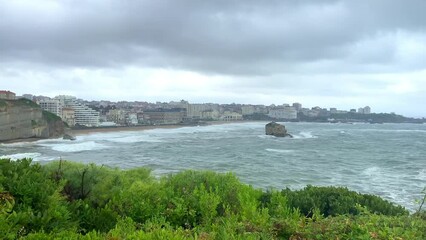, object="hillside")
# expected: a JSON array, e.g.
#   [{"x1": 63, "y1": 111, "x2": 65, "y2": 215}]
[{"x1": 0, "y1": 99, "x2": 65, "y2": 142}]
